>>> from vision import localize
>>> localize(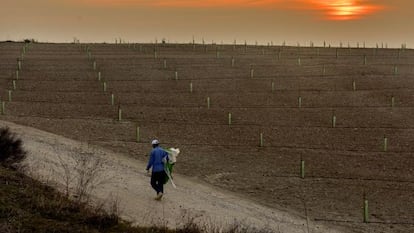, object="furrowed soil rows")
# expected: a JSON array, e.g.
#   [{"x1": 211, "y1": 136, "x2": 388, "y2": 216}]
[{"x1": 1, "y1": 42, "x2": 413, "y2": 233}]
